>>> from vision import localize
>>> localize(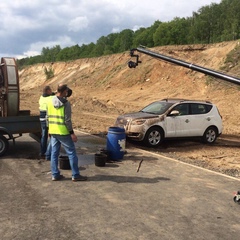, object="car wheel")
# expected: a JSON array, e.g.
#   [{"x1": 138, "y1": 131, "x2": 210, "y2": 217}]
[
  {"x1": 144, "y1": 127, "x2": 163, "y2": 147},
  {"x1": 0, "y1": 135, "x2": 9, "y2": 156},
  {"x1": 202, "y1": 127, "x2": 218, "y2": 144}
]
